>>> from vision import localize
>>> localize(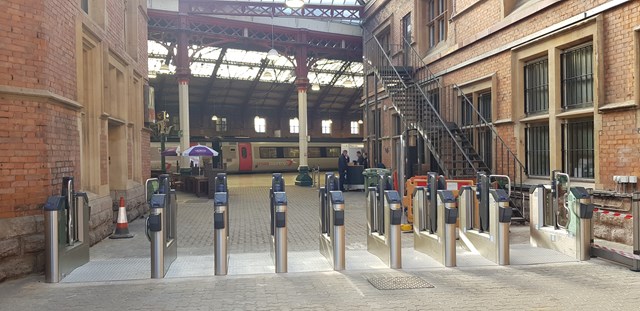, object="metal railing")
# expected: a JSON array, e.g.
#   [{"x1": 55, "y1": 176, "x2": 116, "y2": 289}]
[{"x1": 363, "y1": 30, "x2": 528, "y2": 219}]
